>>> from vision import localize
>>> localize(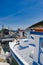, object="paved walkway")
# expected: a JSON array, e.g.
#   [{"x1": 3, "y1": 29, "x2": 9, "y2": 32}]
[
  {"x1": 0, "y1": 45, "x2": 5, "y2": 55},
  {"x1": 0, "y1": 43, "x2": 5, "y2": 59},
  {"x1": 0, "y1": 43, "x2": 10, "y2": 65},
  {"x1": 0, "y1": 62, "x2": 10, "y2": 65}
]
